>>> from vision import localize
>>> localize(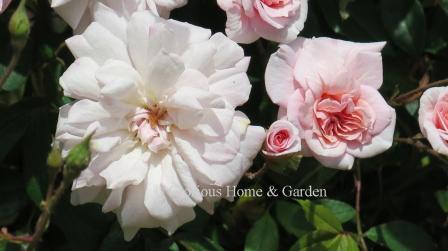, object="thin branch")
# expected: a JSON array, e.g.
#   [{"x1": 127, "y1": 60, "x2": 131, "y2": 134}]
[
  {"x1": 354, "y1": 162, "x2": 368, "y2": 251},
  {"x1": 0, "y1": 51, "x2": 22, "y2": 90},
  {"x1": 391, "y1": 78, "x2": 448, "y2": 105},
  {"x1": 26, "y1": 181, "x2": 67, "y2": 251},
  {"x1": 245, "y1": 163, "x2": 268, "y2": 180},
  {"x1": 0, "y1": 228, "x2": 33, "y2": 244},
  {"x1": 394, "y1": 137, "x2": 448, "y2": 165}
]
